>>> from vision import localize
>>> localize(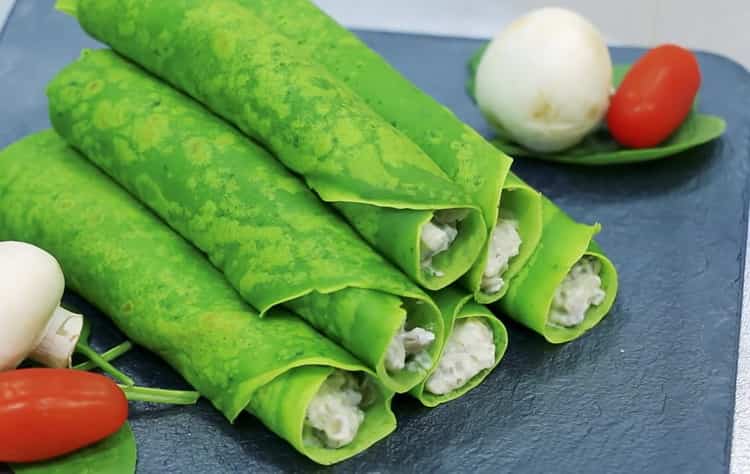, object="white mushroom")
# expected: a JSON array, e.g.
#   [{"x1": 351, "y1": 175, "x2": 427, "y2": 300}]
[
  {"x1": 0, "y1": 241, "x2": 83, "y2": 371},
  {"x1": 476, "y1": 7, "x2": 612, "y2": 152}
]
